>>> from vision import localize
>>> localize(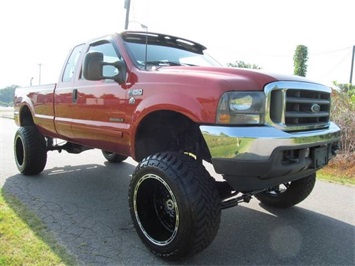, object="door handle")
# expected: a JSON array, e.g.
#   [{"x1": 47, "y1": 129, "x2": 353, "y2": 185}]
[{"x1": 72, "y1": 89, "x2": 78, "y2": 103}]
